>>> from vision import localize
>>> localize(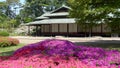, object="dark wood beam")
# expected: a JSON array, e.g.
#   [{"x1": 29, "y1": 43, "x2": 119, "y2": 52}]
[
  {"x1": 36, "y1": 26, "x2": 38, "y2": 36},
  {"x1": 28, "y1": 26, "x2": 30, "y2": 36},
  {"x1": 49, "y1": 24, "x2": 52, "y2": 36},
  {"x1": 43, "y1": 25, "x2": 45, "y2": 33},
  {"x1": 67, "y1": 24, "x2": 69, "y2": 36},
  {"x1": 101, "y1": 23, "x2": 103, "y2": 35},
  {"x1": 77, "y1": 24, "x2": 78, "y2": 33},
  {"x1": 58, "y1": 24, "x2": 60, "y2": 33}
]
